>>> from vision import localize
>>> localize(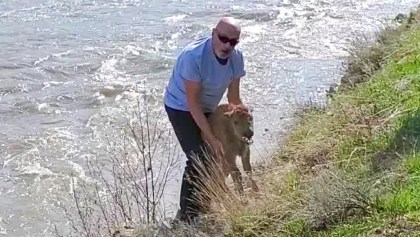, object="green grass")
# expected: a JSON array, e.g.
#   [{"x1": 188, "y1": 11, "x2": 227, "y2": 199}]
[
  {"x1": 380, "y1": 154, "x2": 420, "y2": 217},
  {"x1": 206, "y1": 7, "x2": 420, "y2": 237}
]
